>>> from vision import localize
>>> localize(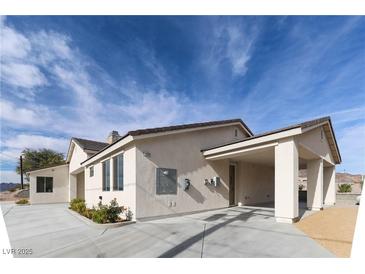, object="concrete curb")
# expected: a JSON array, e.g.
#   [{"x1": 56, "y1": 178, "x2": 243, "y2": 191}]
[{"x1": 67, "y1": 208, "x2": 135, "y2": 229}]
